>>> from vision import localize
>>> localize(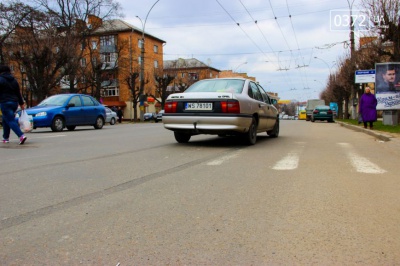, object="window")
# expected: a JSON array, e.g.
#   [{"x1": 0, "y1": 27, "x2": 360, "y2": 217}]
[
  {"x1": 69, "y1": 96, "x2": 82, "y2": 107},
  {"x1": 189, "y1": 73, "x2": 198, "y2": 80},
  {"x1": 138, "y1": 39, "x2": 143, "y2": 48},
  {"x1": 154, "y1": 60, "x2": 158, "y2": 68},
  {"x1": 103, "y1": 53, "x2": 111, "y2": 63},
  {"x1": 154, "y1": 45, "x2": 158, "y2": 53},
  {"x1": 82, "y1": 96, "x2": 95, "y2": 106},
  {"x1": 249, "y1": 82, "x2": 263, "y2": 101},
  {"x1": 100, "y1": 36, "x2": 115, "y2": 46},
  {"x1": 138, "y1": 56, "x2": 142, "y2": 65},
  {"x1": 91, "y1": 56, "x2": 97, "y2": 66},
  {"x1": 81, "y1": 43, "x2": 85, "y2": 50},
  {"x1": 102, "y1": 87, "x2": 119, "y2": 97},
  {"x1": 181, "y1": 73, "x2": 185, "y2": 78},
  {"x1": 91, "y1": 41, "x2": 97, "y2": 50},
  {"x1": 258, "y1": 84, "x2": 271, "y2": 104},
  {"x1": 81, "y1": 58, "x2": 87, "y2": 67}
]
